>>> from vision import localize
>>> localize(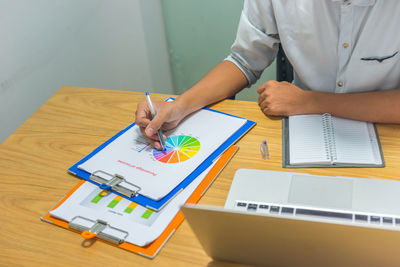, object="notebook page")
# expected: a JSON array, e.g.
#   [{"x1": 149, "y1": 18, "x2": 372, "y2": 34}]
[
  {"x1": 333, "y1": 117, "x2": 376, "y2": 164},
  {"x1": 289, "y1": 115, "x2": 329, "y2": 165}
]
